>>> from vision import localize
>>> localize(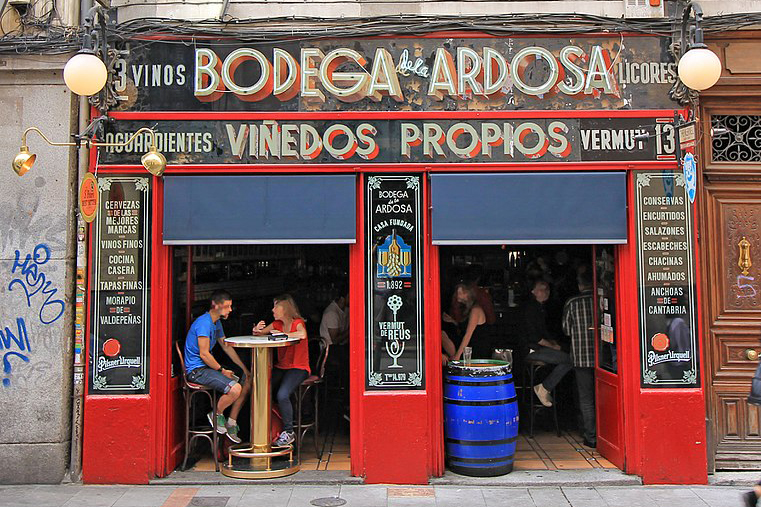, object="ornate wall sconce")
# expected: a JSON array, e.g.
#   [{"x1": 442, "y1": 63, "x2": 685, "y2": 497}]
[{"x1": 13, "y1": 124, "x2": 166, "y2": 177}]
